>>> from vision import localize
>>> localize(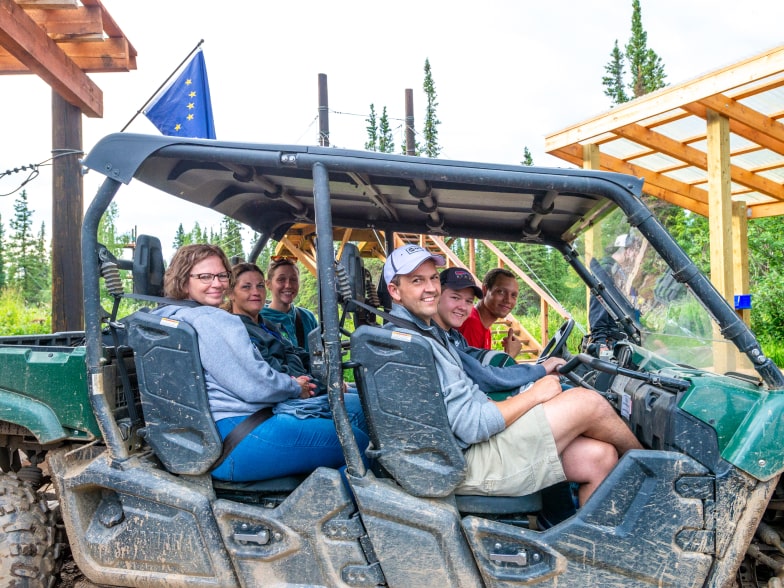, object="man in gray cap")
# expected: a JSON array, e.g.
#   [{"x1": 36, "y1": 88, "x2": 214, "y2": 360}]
[{"x1": 383, "y1": 244, "x2": 642, "y2": 506}]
